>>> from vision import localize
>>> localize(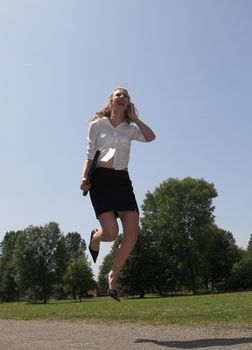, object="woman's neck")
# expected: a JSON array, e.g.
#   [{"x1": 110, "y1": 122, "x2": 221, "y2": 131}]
[{"x1": 111, "y1": 110, "x2": 125, "y2": 123}]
